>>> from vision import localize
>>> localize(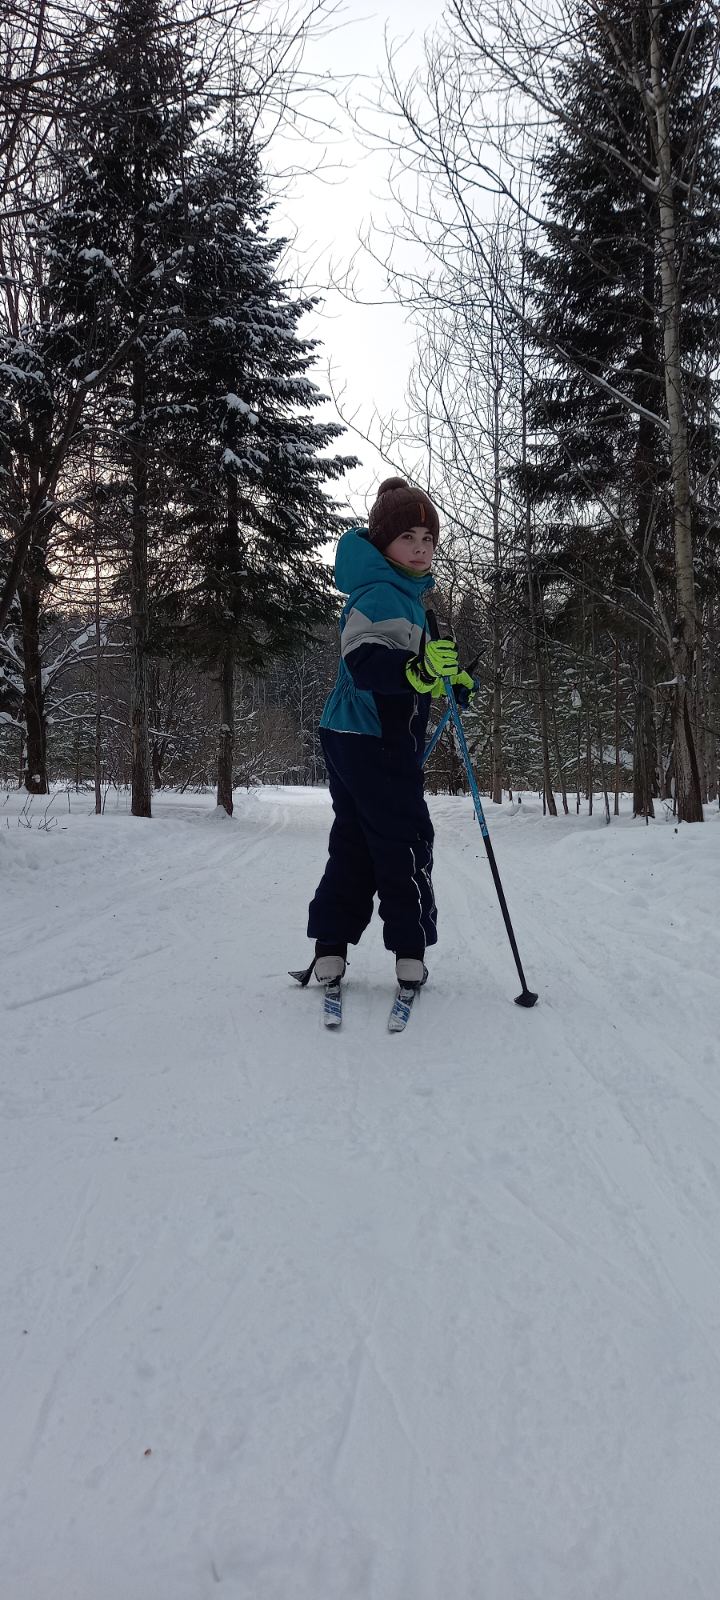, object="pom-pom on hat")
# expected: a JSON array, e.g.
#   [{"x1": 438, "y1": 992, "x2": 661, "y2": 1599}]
[{"x1": 367, "y1": 476, "x2": 440, "y2": 553}]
